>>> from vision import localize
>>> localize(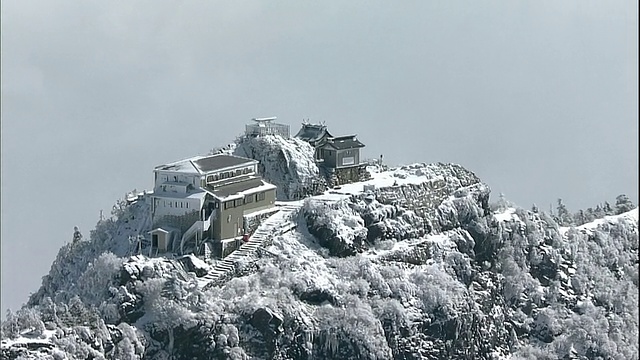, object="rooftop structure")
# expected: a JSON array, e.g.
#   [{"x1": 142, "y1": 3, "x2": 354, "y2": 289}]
[
  {"x1": 155, "y1": 154, "x2": 258, "y2": 175},
  {"x1": 322, "y1": 135, "x2": 365, "y2": 150},
  {"x1": 245, "y1": 117, "x2": 290, "y2": 138},
  {"x1": 294, "y1": 122, "x2": 333, "y2": 146}
]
